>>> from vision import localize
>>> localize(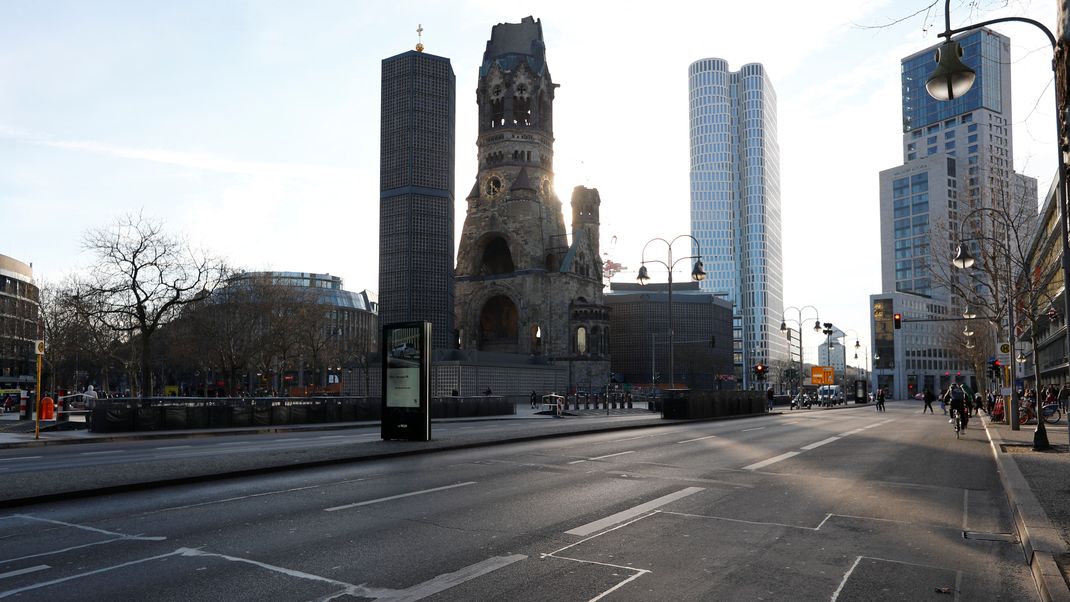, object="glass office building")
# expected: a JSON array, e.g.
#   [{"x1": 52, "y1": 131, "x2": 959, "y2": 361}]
[
  {"x1": 872, "y1": 28, "x2": 1037, "y2": 399},
  {"x1": 688, "y1": 58, "x2": 786, "y2": 384}
]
